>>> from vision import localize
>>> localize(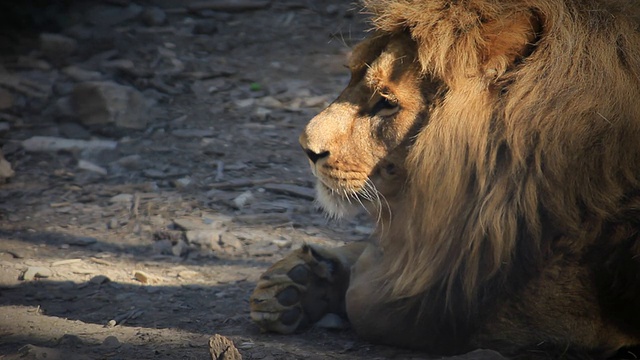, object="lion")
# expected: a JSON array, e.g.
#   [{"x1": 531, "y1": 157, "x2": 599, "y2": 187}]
[{"x1": 250, "y1": 0, "x2": 640, "y2": 358}]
